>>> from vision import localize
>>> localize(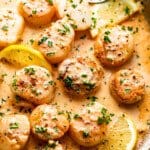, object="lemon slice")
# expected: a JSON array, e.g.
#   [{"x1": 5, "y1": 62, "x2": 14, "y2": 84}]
[
  {"x1": 90, "y1": 0, "x2": 140, "y2": 37},
  {"x1": 98, "y1": 116, "x2": 137, "y2": 150},
  {"x1": 0, "y1": 45, "x2": 52, "y2": 71}
]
